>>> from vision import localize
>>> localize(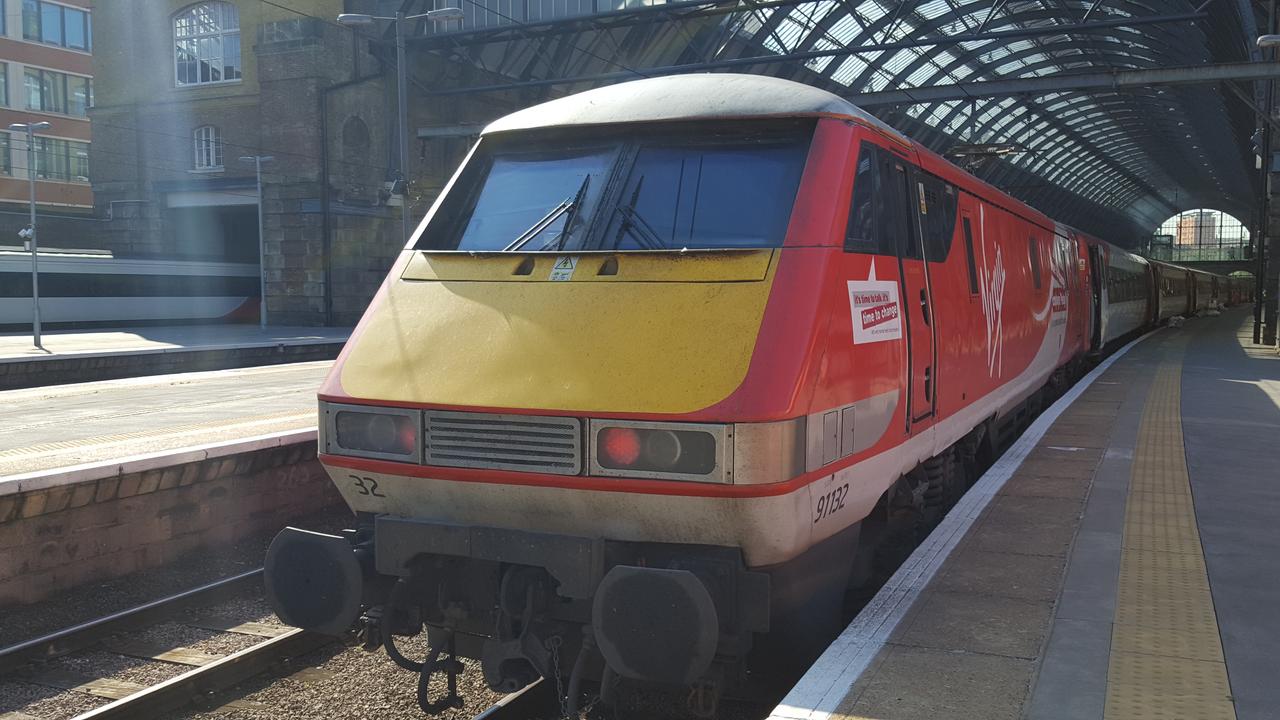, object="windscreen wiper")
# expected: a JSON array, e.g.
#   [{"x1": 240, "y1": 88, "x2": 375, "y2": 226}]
[
  {"x1": 610, "y1": 176, "x2": 666, "y2": 251},
  {"x1": 503, "y1": 175, "x2": 591, "y2": 252}
]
